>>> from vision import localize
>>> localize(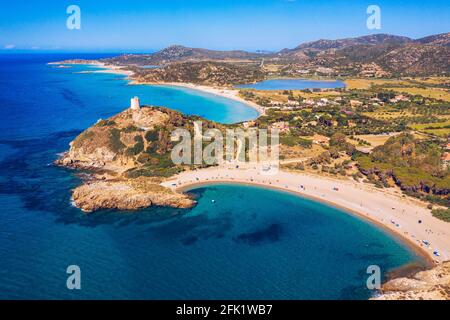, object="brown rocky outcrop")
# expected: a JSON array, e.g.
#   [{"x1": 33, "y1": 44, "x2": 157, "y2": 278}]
[
  {"x1": 373, "y1": 261, "x2": 450, "y2": 300},
  {"x1": 55, "y1": 106, "x2": 212, "y2": 213},
  {"x1": 72, "y1": 178, "x2": 194, "y2": 212}
]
